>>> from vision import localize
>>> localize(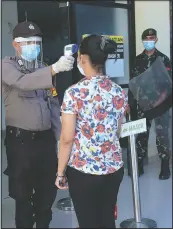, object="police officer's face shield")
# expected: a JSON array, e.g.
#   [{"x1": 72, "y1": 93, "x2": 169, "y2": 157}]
[
  {"x1": 129, "y1": 56, "x2": 172, "y2": 111},
  {"x1": 14, "y1": 36, "x2": 43, "y2": 71}
]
